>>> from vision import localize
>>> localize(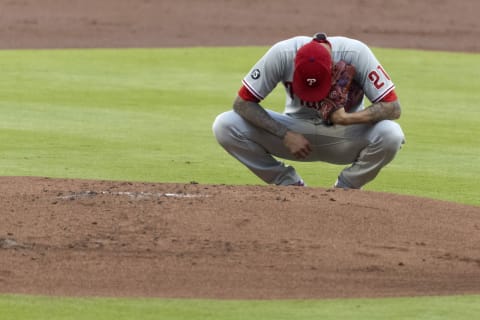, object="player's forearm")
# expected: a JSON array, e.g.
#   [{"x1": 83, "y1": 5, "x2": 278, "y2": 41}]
[
  {"x1": 334, "y1": 100, "x2": 402, "y2": 125},
  {"x1": 233, "y1": 96, "x2": 288, "y2": 138},
  {"x1": 366, "y1": 100, "x2": 402, "y2": 122}
]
